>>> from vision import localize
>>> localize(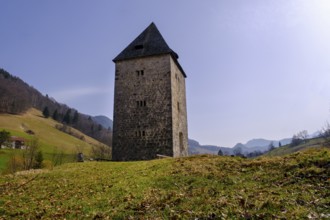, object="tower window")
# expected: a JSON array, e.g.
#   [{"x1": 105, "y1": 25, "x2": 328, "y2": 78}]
[
  {"x1": 134, "y1": 44, "x2": 144, "y2": 50},
  {"x1": 136, "y1": 70, "x2": 144, "y2": 76},
  {"x1": 137, "y1": 100, "x2": 147, "y2": 107},
  {"x1": 177, "y1": 102, "x2": 180, "y2": 113},
  {"x1": 136, "y1": 130, "x2": 146, "y2": 137}
]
